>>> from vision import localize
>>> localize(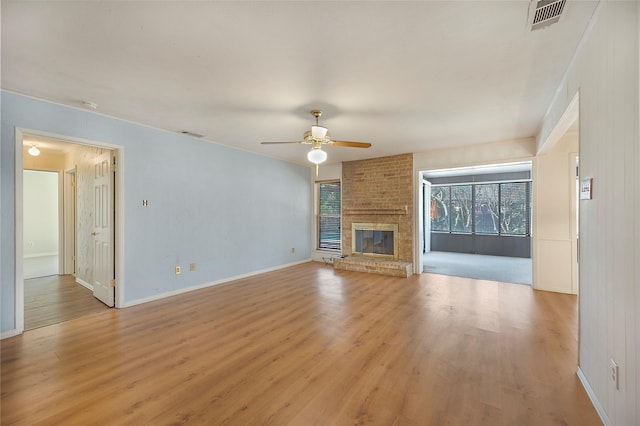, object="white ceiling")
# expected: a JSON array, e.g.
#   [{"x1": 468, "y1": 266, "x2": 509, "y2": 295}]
[{"x1": 2, "y1": 1, "x2": 598, "y2": 166}]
